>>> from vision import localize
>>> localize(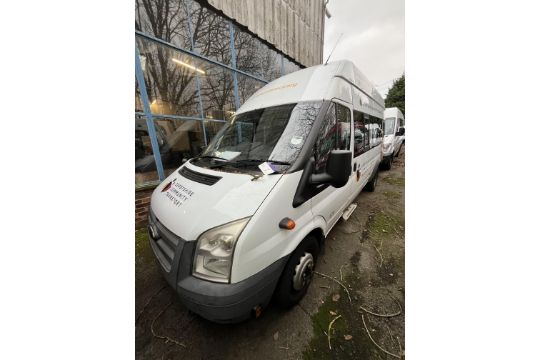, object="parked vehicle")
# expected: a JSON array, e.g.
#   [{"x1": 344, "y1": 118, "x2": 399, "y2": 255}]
[
  {"x1": 381, "y1": 107, "x2": 405, "y2": 170},
  {"x1": 147, "y1": 60, "x2": 385, "y2": 323},
  {"x1": 398, "y1": 125, "x2": 405, "y2": 146}
]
